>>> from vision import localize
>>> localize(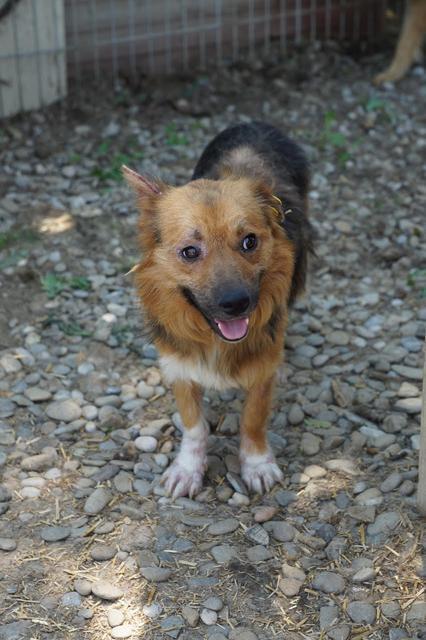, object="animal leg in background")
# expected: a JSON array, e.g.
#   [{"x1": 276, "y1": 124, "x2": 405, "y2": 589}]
[{"x1": 374, "y1": 0, "x2": 426, "y2": 84}]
